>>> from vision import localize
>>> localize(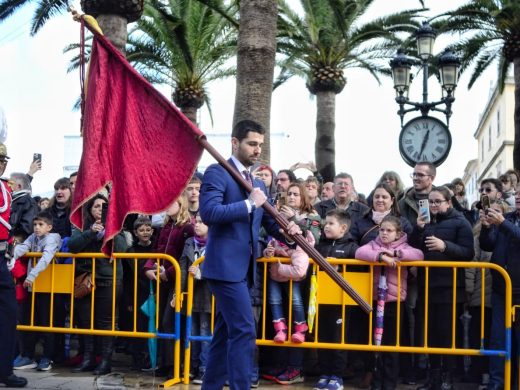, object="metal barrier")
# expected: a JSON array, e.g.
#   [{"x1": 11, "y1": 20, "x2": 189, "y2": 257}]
[
  {"x1": 16, "y1": 252, "x2": 183, "y2": 388},
  {"x1": 183, "y1": 257, "x2": 513, "y2": 389}
]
